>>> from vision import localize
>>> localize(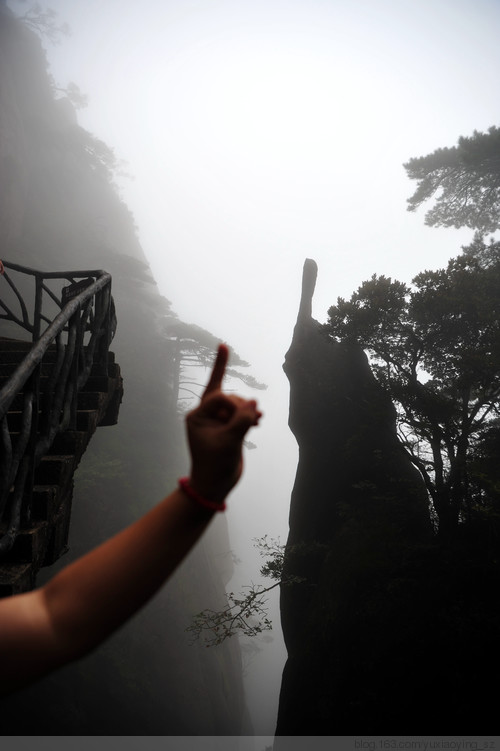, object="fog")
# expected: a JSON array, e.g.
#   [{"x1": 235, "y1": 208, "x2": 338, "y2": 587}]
[{"x1": 10, "y1": 0, "x2": 500, "y2": 735}]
